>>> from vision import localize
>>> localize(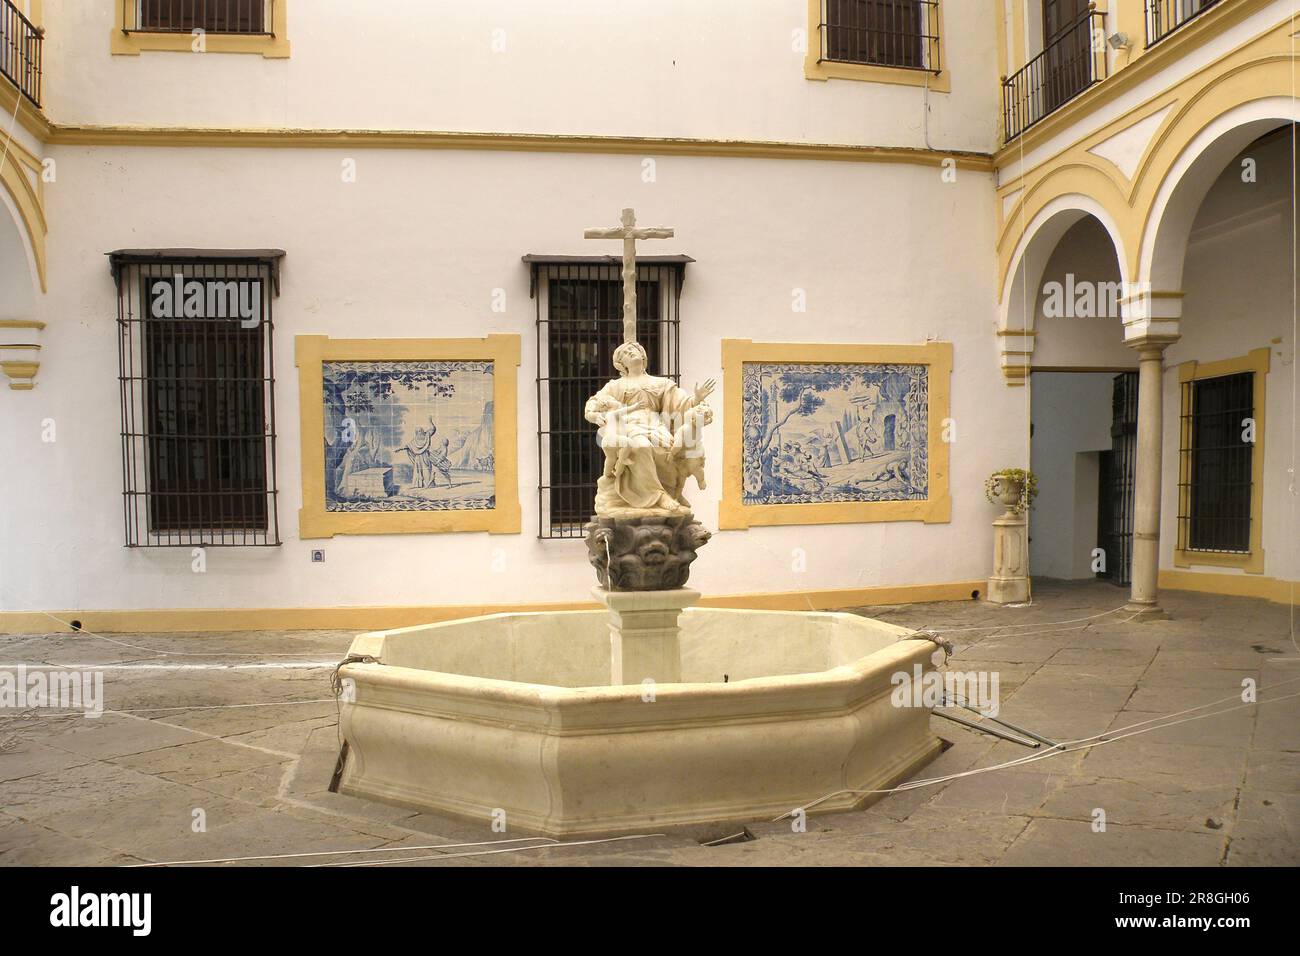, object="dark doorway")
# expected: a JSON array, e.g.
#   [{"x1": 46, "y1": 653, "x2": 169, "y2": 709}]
[
  {"x1": 1097, "y1": 371, "x2": 1138, "y2": 586},
  {"x1": 1042, "y1": 0, "x2": 1093, "y2": 114}
]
